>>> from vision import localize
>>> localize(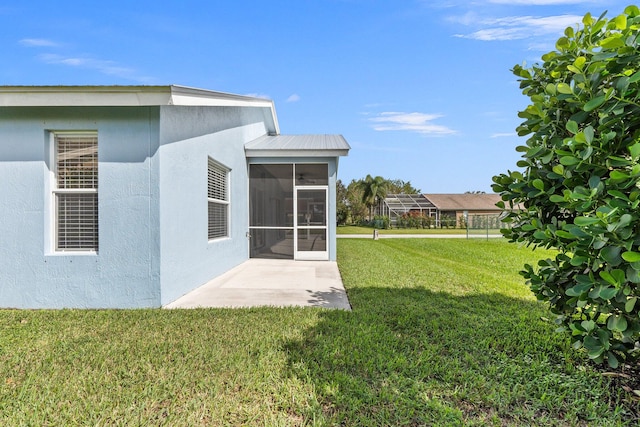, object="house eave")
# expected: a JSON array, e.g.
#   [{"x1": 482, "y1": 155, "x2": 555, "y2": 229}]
[
  {"x1": 0, "y1": 85, "x2": 275, "y2": 108},
  {"x1": 0, "y1": 84, "x2": 281, "y2": 135},
  {"x1": 245, "y1": 149, "x2": 350, "y2": 158}
]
